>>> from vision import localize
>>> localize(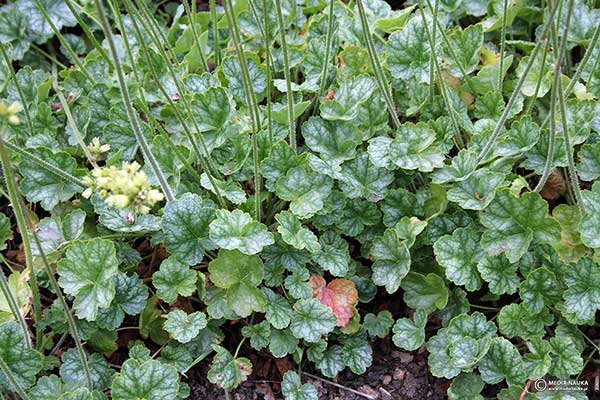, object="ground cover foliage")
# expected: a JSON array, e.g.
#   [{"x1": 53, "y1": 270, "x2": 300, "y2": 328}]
[{"x1": 0, "y1": 0, "x2": 599, "y2": 398}]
